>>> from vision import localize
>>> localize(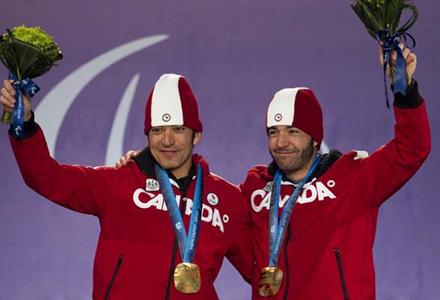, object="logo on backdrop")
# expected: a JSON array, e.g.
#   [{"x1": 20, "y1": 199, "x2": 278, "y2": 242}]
[
  {"x1": 34, "y1": 35, "x2": 169, "y2": 164},
  {"x1": 32, "y1": 34, "x2": 329, "y2": 164}
]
